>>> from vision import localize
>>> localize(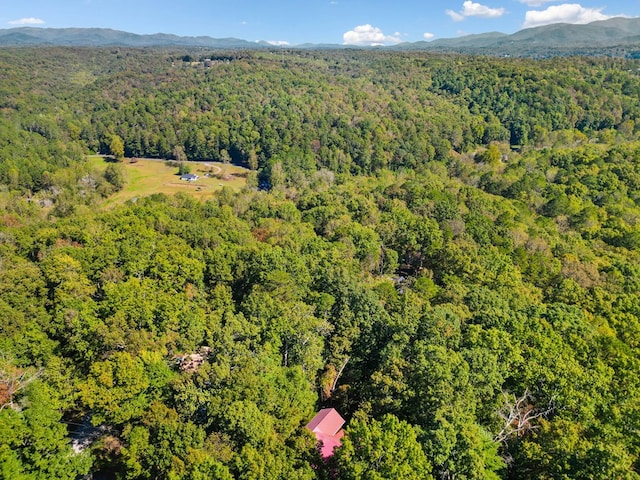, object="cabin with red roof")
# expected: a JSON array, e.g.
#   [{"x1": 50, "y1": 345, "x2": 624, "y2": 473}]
[{"x1": 306, "y1": 408, "x2": 345, "y2": 458}]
